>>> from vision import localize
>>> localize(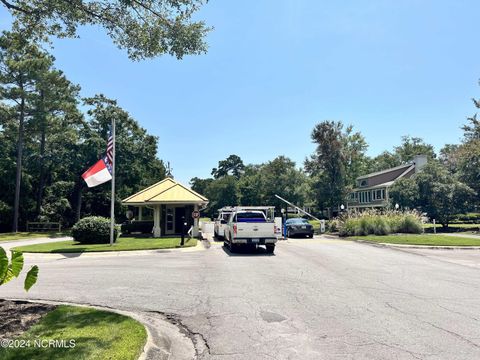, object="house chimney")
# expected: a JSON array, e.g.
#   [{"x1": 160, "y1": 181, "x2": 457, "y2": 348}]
[{"x1": 413, "y1": 155, "x2": 427, "y2": 173}]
